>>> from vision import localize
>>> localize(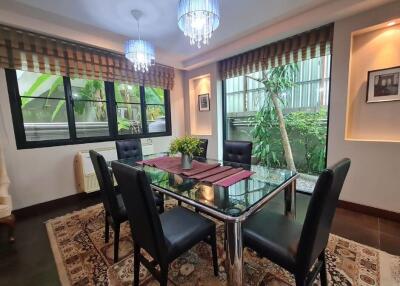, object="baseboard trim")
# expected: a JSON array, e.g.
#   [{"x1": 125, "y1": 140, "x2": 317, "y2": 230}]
[
  {"x1": 338, "y1": 200, "x2": 400, "y2": 222},
  {"x1": 13, "y1": 191, "x2": 100, "y2": 219},
  {"x1": 12, "y1": 191, "x2": 400, "y2": 223}
]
